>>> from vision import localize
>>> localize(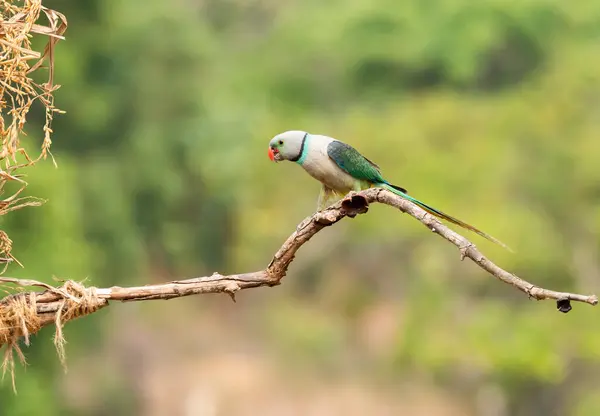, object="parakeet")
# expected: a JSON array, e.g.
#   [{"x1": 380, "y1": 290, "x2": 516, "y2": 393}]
[{"x1": 268, "y1": 130, "x2": 508, "y2": 249}]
